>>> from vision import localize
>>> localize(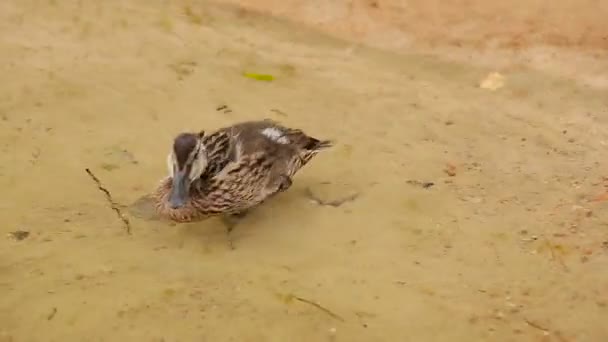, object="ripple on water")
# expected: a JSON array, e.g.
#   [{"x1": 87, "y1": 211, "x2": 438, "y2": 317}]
[{"x1": 127, "y1": 194, "x2": 161, "y2": 221}]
